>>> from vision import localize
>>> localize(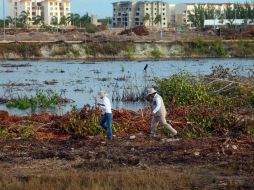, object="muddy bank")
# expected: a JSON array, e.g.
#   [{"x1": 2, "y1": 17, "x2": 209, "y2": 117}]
[{"x1": 0, "y1": 41, "x2": 254, "y2": 60}]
